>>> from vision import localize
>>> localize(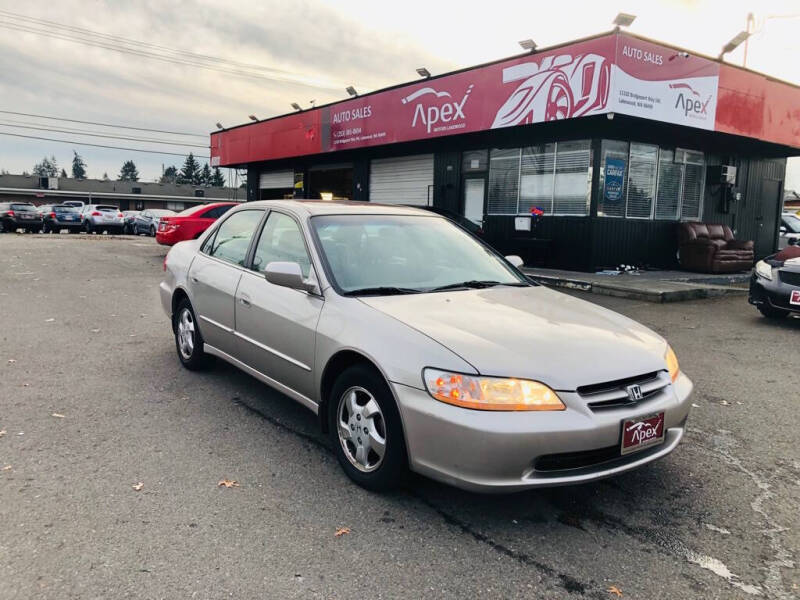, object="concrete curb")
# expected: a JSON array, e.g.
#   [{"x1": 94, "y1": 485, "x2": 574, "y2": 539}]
[{"x1": 526, "y1": 273, "x2": 748, "y2": 303}]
